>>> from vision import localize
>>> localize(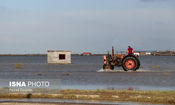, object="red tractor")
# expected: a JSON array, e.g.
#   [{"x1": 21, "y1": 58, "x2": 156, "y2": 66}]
[{"x1": 103, "y1": 47, "x2": 140, "y2": 71}]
